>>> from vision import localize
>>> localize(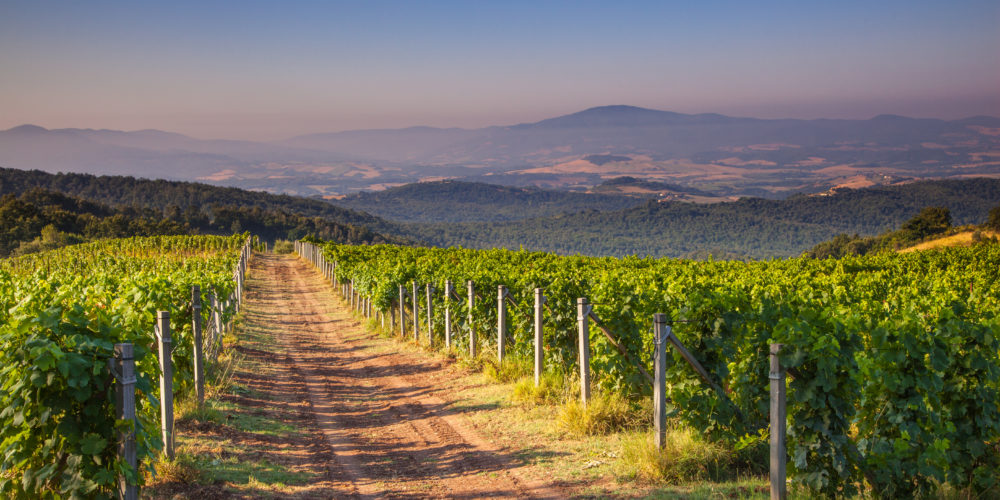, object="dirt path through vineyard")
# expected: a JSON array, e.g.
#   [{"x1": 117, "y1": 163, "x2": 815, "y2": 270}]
[{"x1": 245, "y1": 253, "x2": 560, "y2": 498}]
